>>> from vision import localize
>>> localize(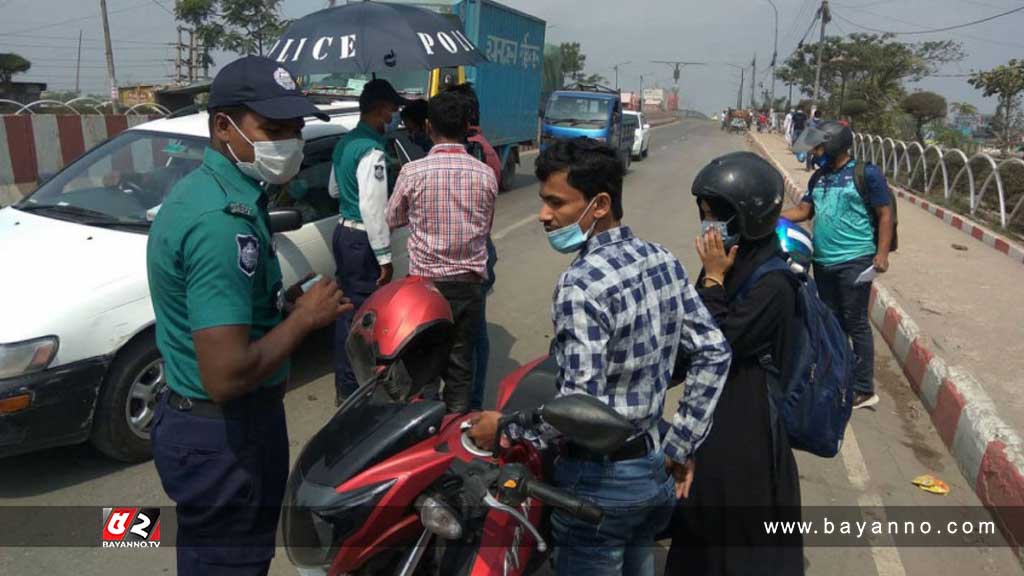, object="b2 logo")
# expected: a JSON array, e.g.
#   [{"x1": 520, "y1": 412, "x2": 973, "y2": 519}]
[{"x1": 101, "y1": 507, "x2": 161, "y2": 548}]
